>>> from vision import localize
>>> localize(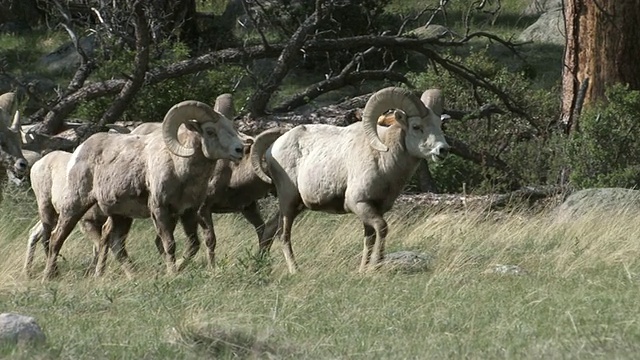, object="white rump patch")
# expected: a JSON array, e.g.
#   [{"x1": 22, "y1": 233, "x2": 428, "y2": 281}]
[{"x1": 66, "y1": 143, "x2": 84, "y2": 177}]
